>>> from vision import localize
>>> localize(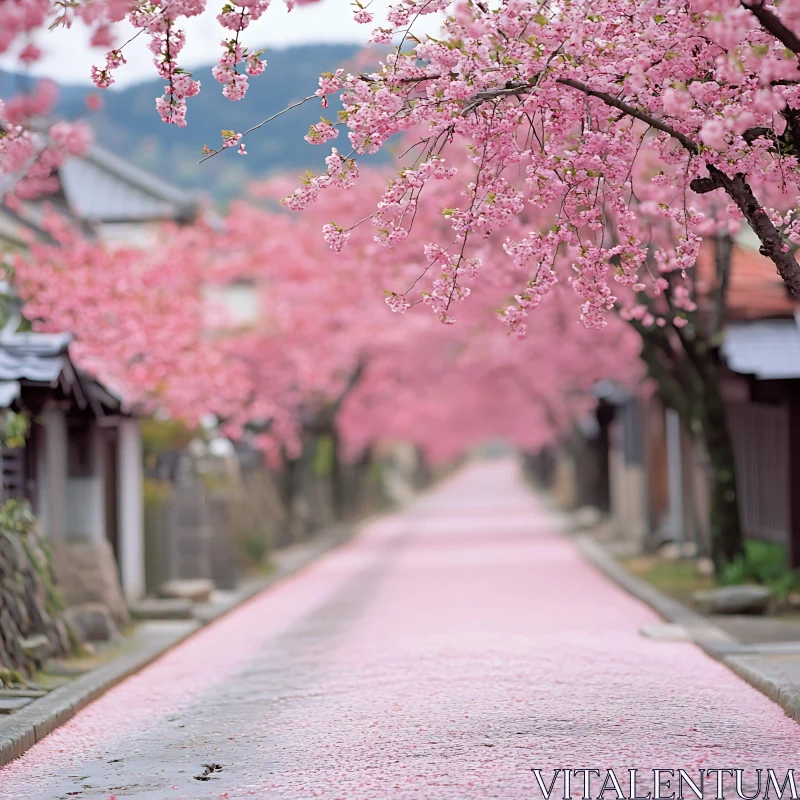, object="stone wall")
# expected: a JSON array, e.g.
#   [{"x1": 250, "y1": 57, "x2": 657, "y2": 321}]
[
  {"x1": 49, "y1": 538, "x2": 130, "y2": 625},
  {"x1": 0, "y1": 501, "x2": 72, "y2": 683}
]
